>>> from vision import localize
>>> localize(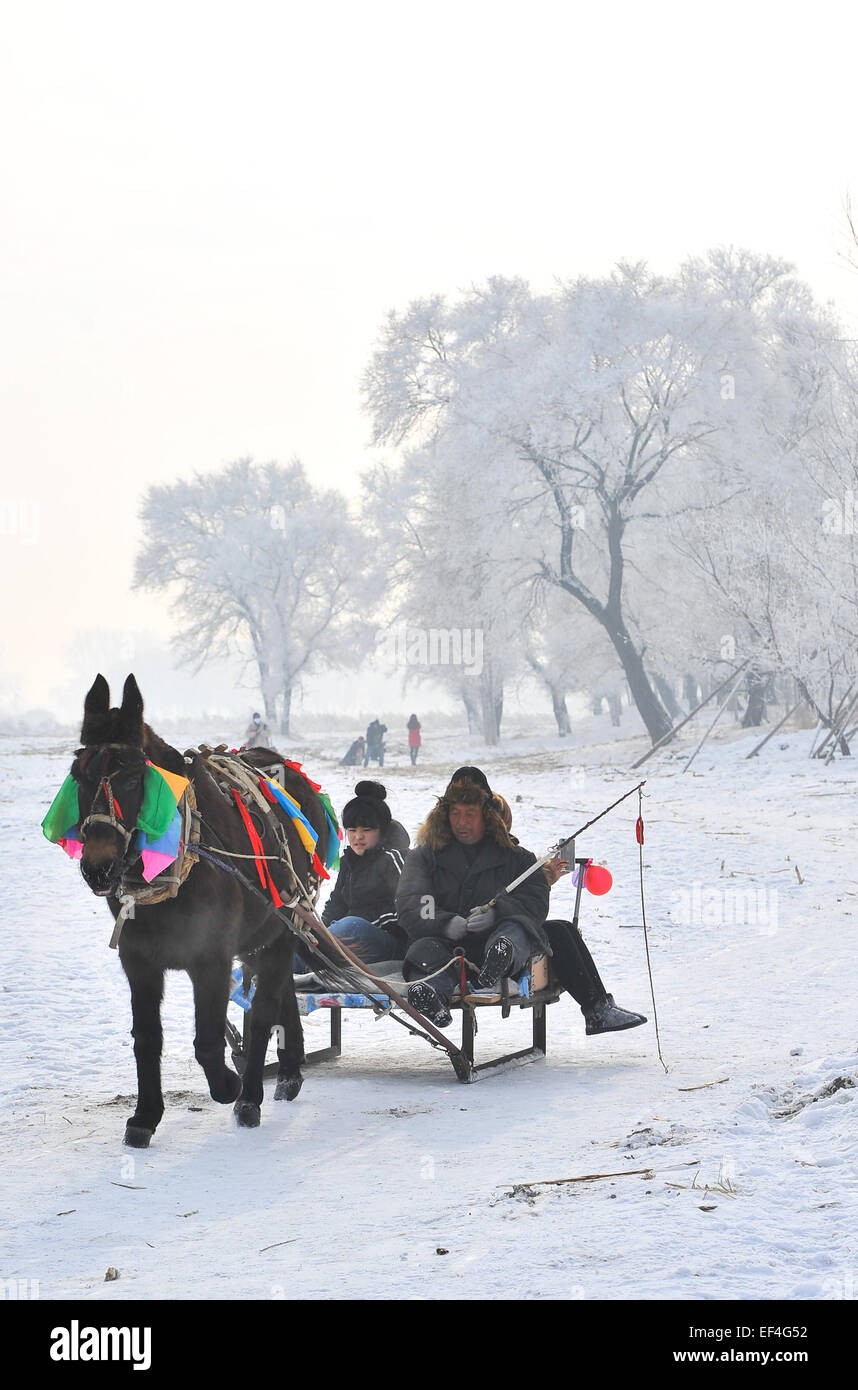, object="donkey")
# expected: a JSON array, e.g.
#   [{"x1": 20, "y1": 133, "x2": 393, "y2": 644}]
[{"x1": 67, "y1": 673, "x2": 329, "y2": 1147}]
